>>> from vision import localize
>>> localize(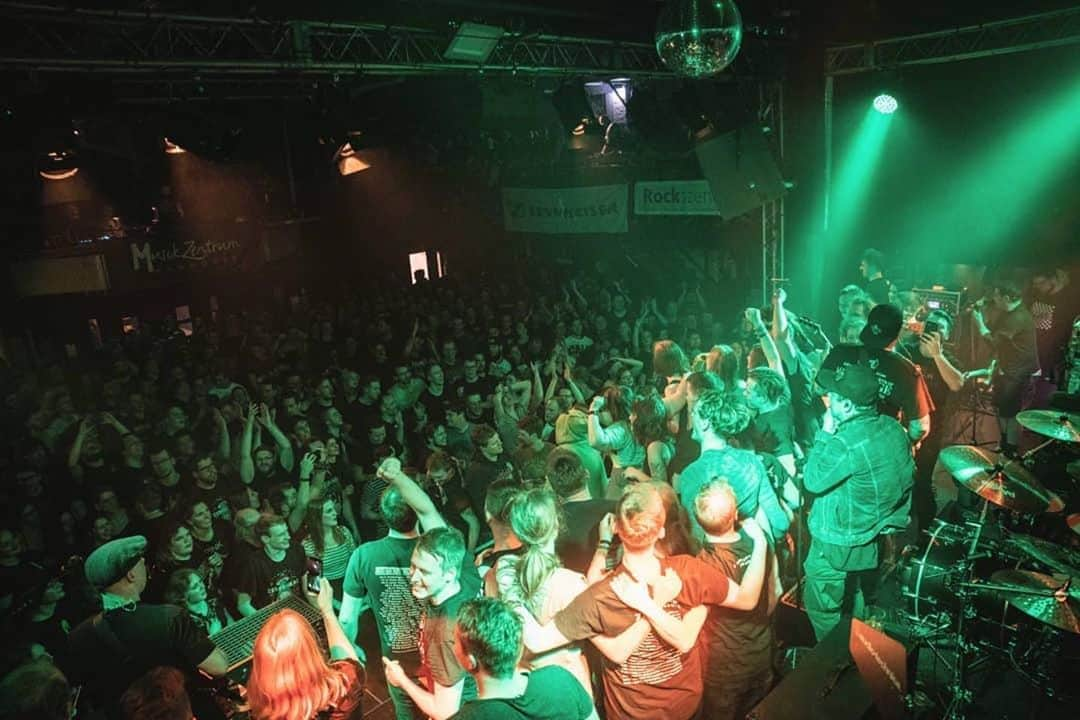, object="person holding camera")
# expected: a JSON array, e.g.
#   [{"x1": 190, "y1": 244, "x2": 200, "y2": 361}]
[{"x1": 896, "y1": 309, "x2": 965, "y2": 529}]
